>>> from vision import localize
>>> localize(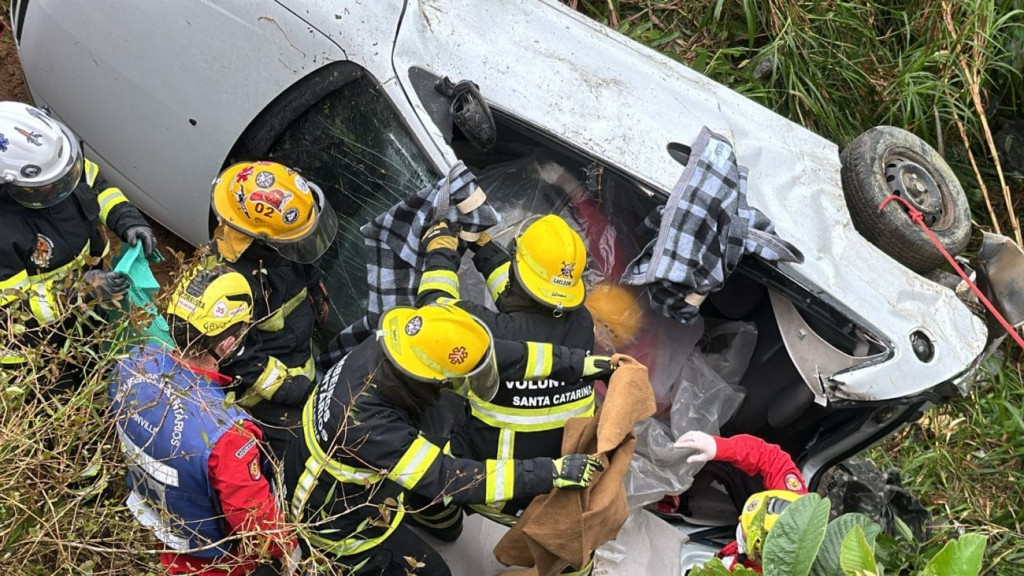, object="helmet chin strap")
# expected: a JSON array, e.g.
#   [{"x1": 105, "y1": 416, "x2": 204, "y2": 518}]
[{"x1": 735, "y1": 522, "x2": 748, "y2": 555}]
